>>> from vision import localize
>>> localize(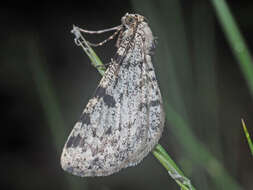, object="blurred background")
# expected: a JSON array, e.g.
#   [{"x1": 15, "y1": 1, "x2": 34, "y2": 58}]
[{"x1": 1, "y1": 0, "x2": 253, "y2": 190}]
